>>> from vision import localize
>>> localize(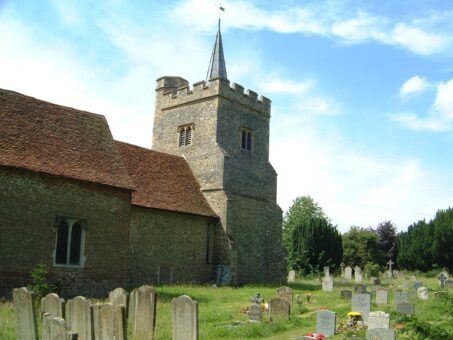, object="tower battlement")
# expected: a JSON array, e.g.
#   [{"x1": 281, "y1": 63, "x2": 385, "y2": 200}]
[{"x1": 156, "y1": 76, "x2": 271, "y2": 116}]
